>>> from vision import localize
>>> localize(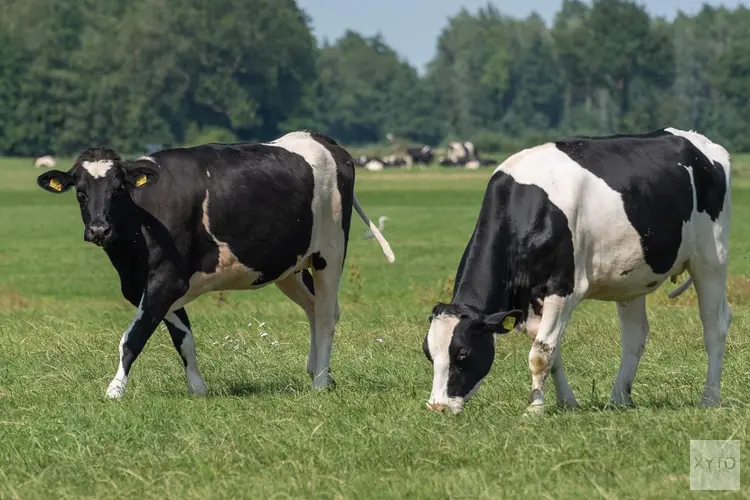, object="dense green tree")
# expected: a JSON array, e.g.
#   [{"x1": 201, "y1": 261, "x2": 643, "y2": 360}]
[{"x1": 1, "y1": 0, "x2": 750, "y2": 155}]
